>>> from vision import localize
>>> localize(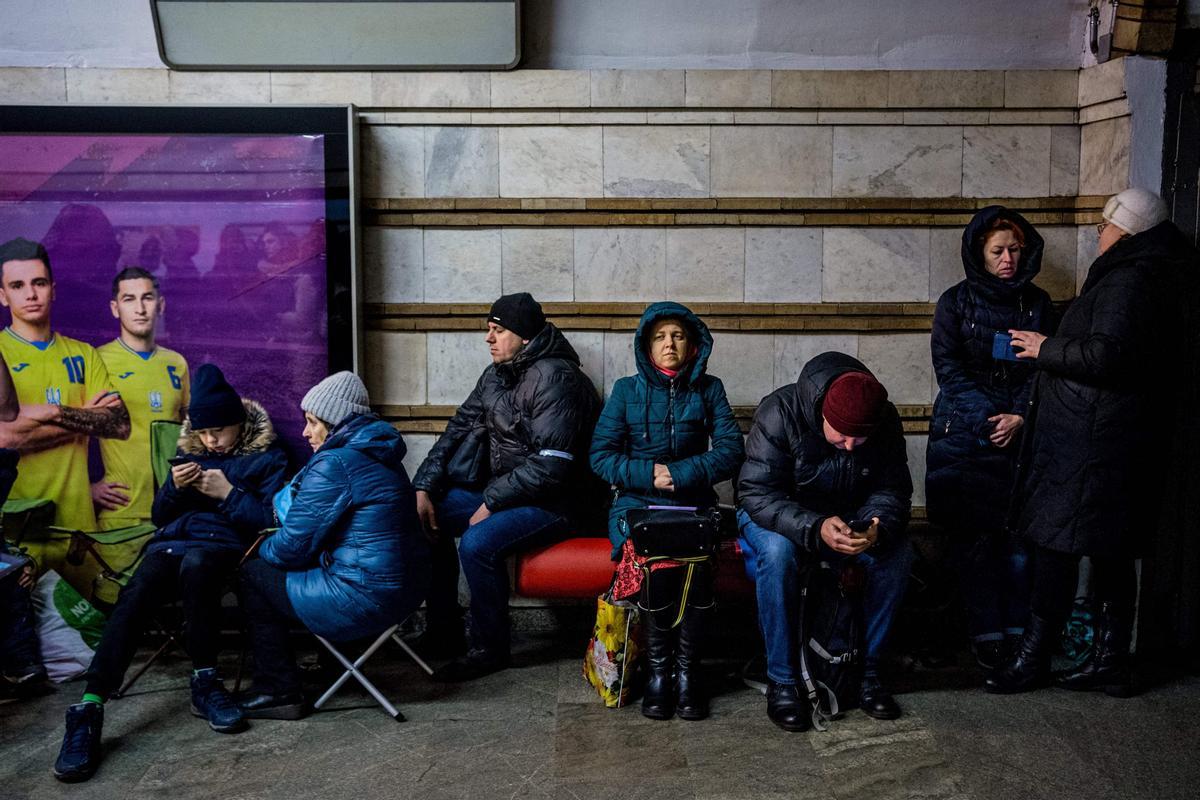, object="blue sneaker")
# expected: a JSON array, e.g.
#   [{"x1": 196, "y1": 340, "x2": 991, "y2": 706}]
[
  {"x1": 53, "y1": 702, "x2": 103, "y2": 782},
  {"x1": 190, "y1": 669, "x2": 247, "y2": 733}
]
